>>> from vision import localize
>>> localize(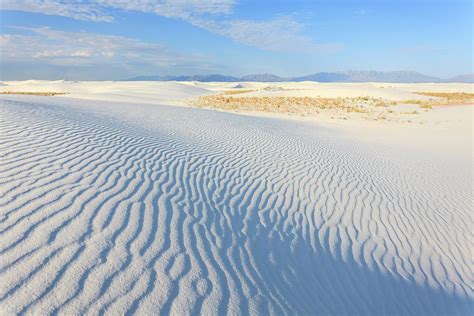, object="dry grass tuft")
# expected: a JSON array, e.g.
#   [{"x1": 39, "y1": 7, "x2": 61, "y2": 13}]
[
  {"x1": 222, "y1": 90, "x2": 256, "y2": 95},
  {"x1": 0, "y1": 91, "x2": 67, "y2": 96},
  {"x1": 397, "y1": 92, "x2": 473, "y2": 110},
  {"x1": 402, "y1": 110, "x2": 419, "y2": 115},
  {"x1": 192, "y1": 95, "x2": 372, "y2": 116},
  {"x1": 190, "y1": 90, "x2": 473, "y2": 121},
  {"x1": 401, "y1": 99, "x2": 426, "y2": 105},
  {"x1": 415, "y1": 92, "x2": 474, "y2": 103}
]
